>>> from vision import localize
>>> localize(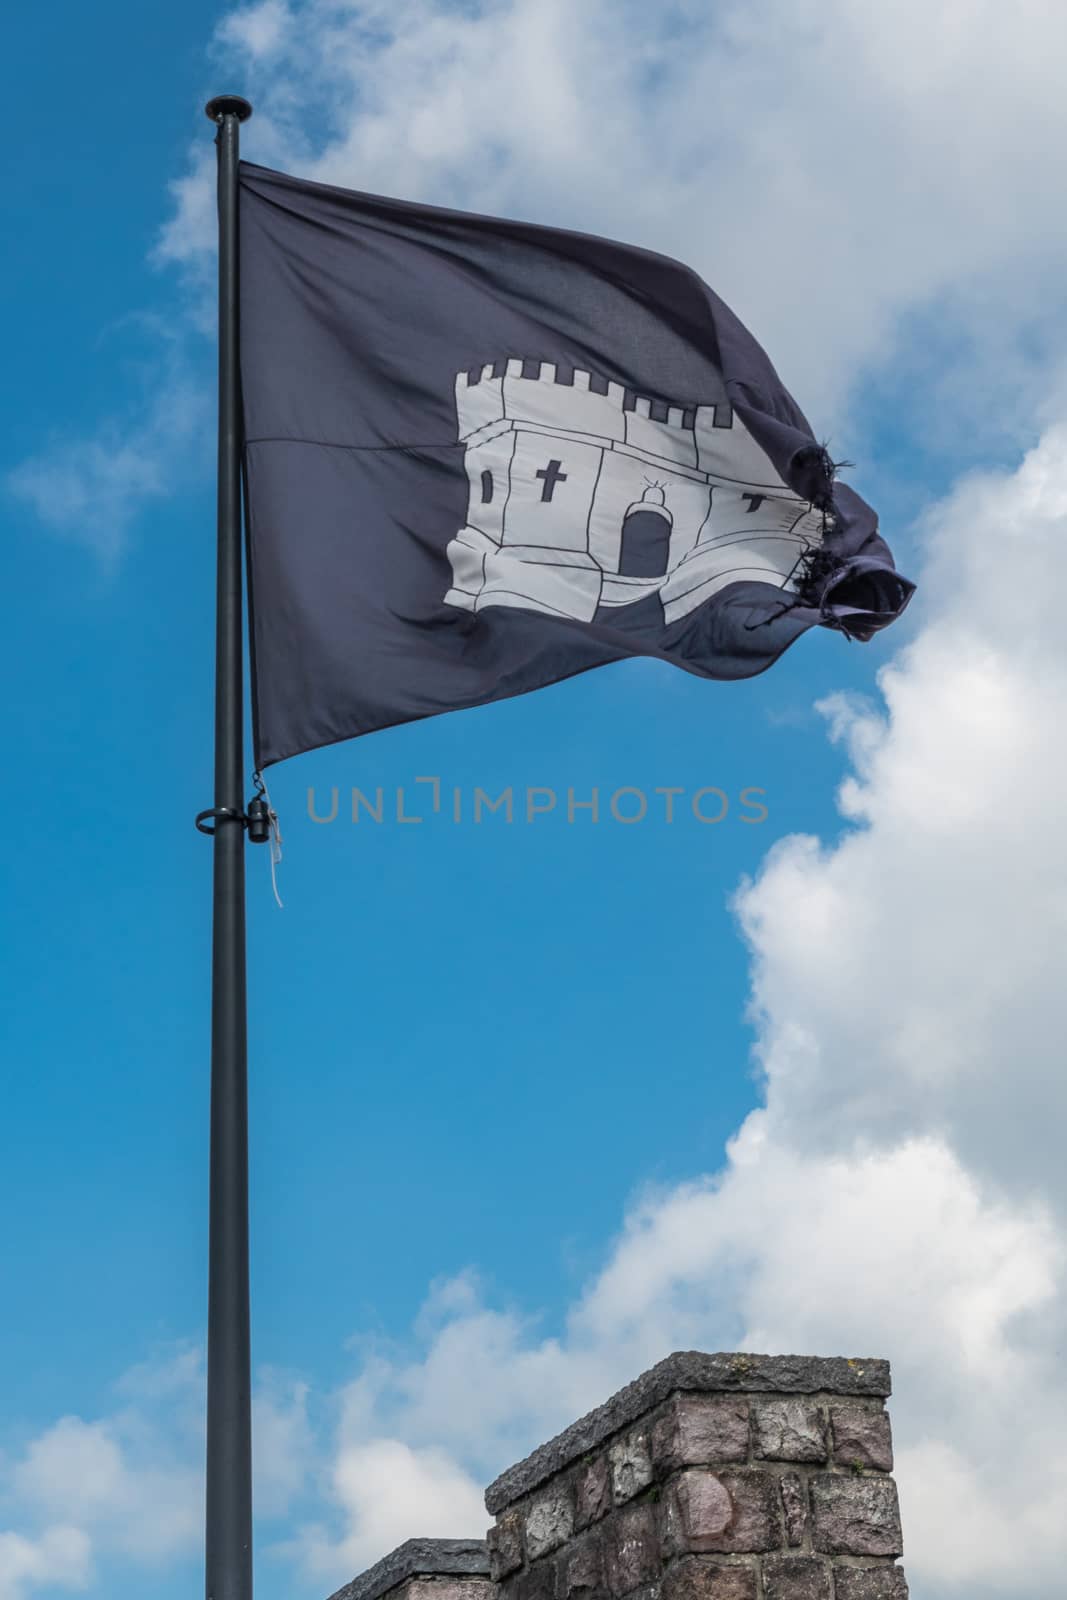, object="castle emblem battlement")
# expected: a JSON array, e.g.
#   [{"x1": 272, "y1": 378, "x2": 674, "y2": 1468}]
[
  {"x1": 446, "y1": 359, "x2": 826, "y2": 627},
  {"x1": 455, "y1": 360, "x2": 740, "y2": 480}
]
